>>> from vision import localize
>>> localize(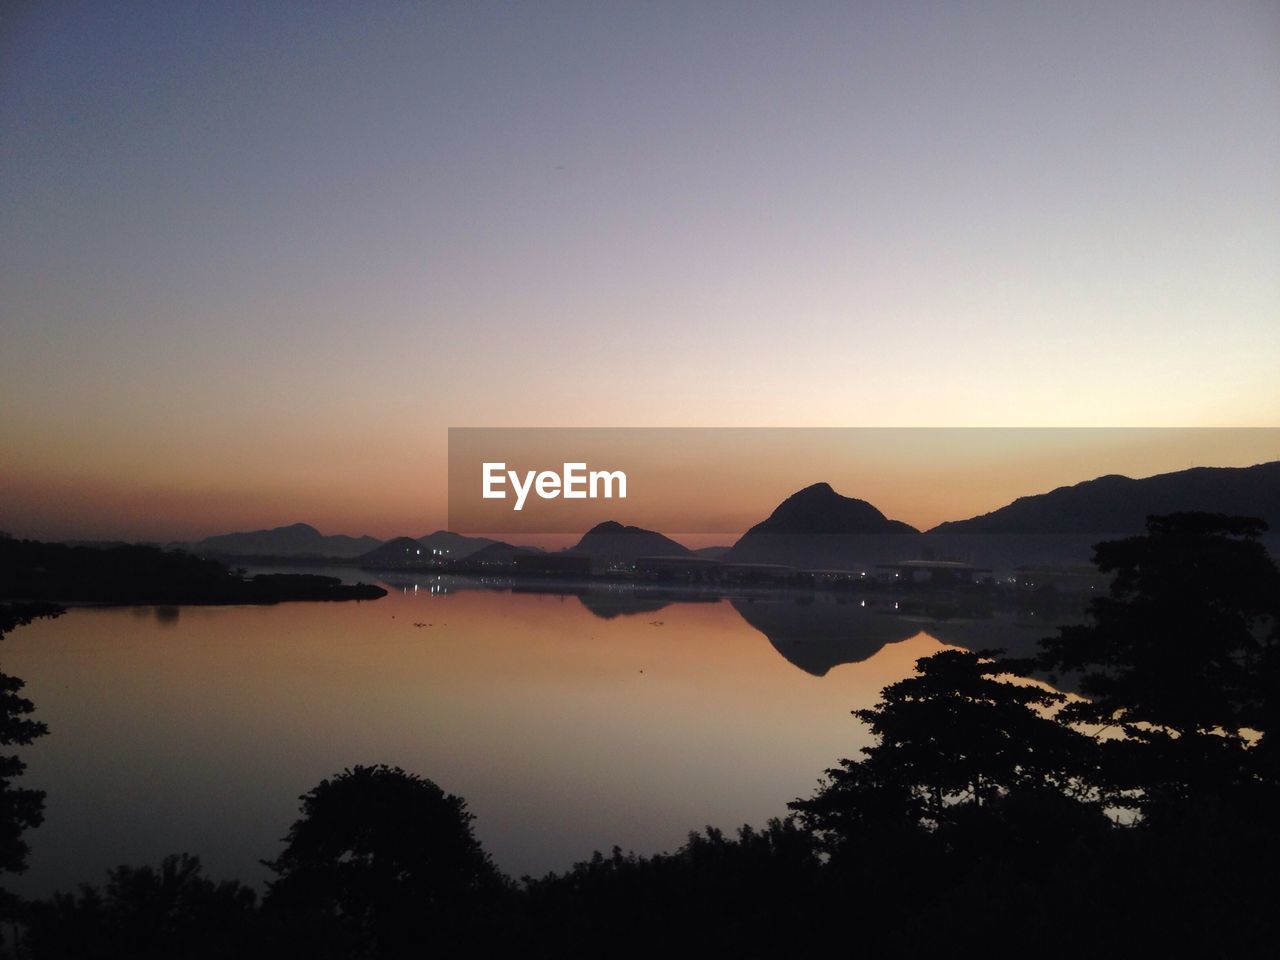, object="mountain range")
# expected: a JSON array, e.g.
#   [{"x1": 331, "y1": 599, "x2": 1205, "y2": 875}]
[
  {"x1": 176, "y1": 460, "x2": 1279, "y2": 567},
  {"x1": 192, "y1": 523, "x2": 381, "y2": 559},
  {"x1": 929, "y1": 462, "x2": 1280, "y2": 534}
]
